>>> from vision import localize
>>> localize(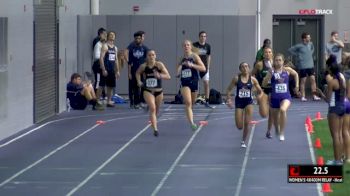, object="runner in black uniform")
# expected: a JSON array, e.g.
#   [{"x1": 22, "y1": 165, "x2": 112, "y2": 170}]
[{"x1": 136, "y1": 50, "x2": 171, "y2": 137}]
